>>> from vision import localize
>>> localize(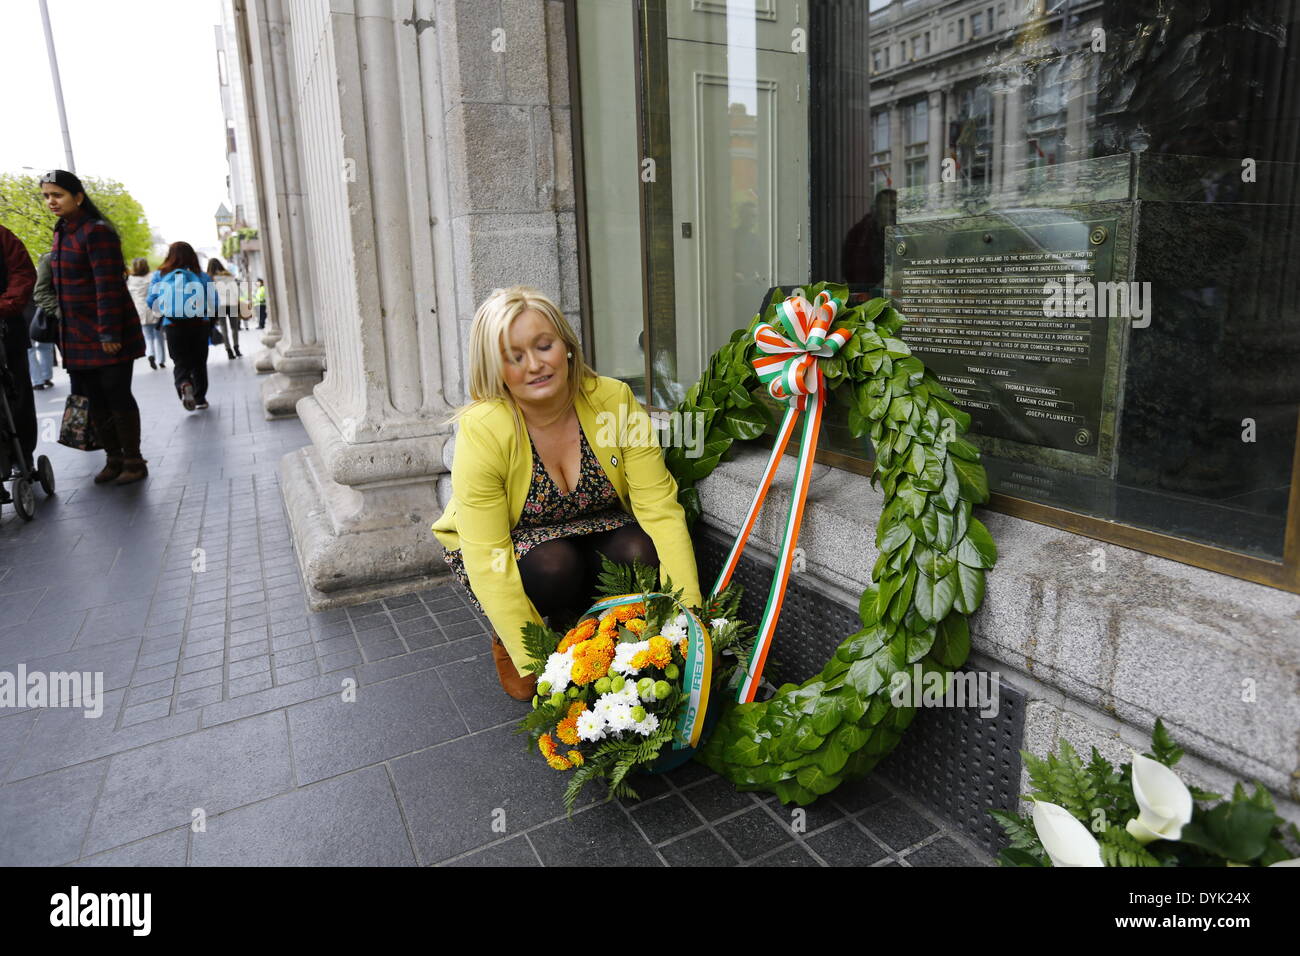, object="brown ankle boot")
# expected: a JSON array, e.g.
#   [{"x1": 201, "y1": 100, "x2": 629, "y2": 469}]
[
  {"x1": 490, "y1": 635, "x2": 537, "y2": 701},
  {"x1": 115, "y1": 459, "x2": 149, "y2": 485},
  {"x1": 94, "y1": 457, "x2": 124, "y2": 484}
]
